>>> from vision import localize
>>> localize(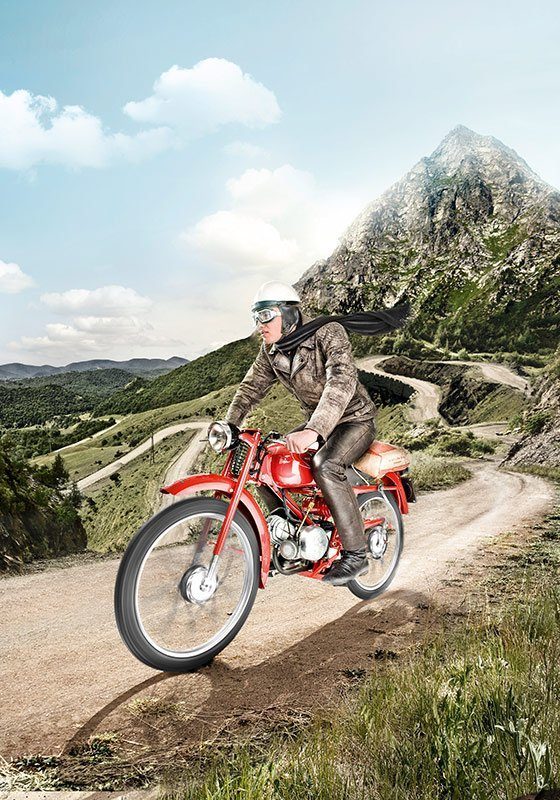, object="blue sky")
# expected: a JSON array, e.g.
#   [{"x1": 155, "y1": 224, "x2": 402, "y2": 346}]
[{"x1": 0, "y1": 0, "x2": 559, "y2": 365}]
